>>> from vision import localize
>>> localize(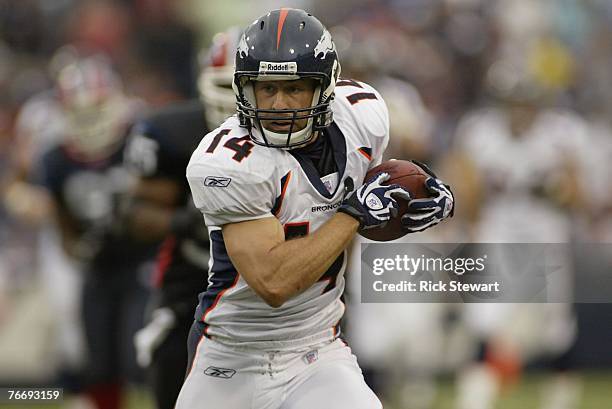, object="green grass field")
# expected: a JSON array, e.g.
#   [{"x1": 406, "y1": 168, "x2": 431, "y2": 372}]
[
  {"x1": 414, "y1": 371, "x2": 610, "y2": 409},
  {"x1": 2, "y1": 371, "x2": 611, "y2": 409}
]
